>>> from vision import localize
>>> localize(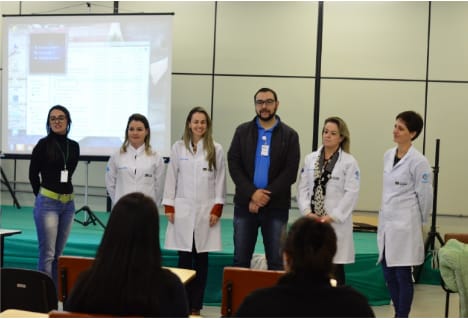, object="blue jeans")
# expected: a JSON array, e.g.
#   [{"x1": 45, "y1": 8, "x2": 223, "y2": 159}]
[
  {"x1": 233, "y1": 205, "x2": 288, "y2": 270},
  {"x1": 33, "y1": 194, "x2": 75, "y2": 286},
  {"x1": 381, "y1": 254, "x2": 414, "y2": 318}
]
